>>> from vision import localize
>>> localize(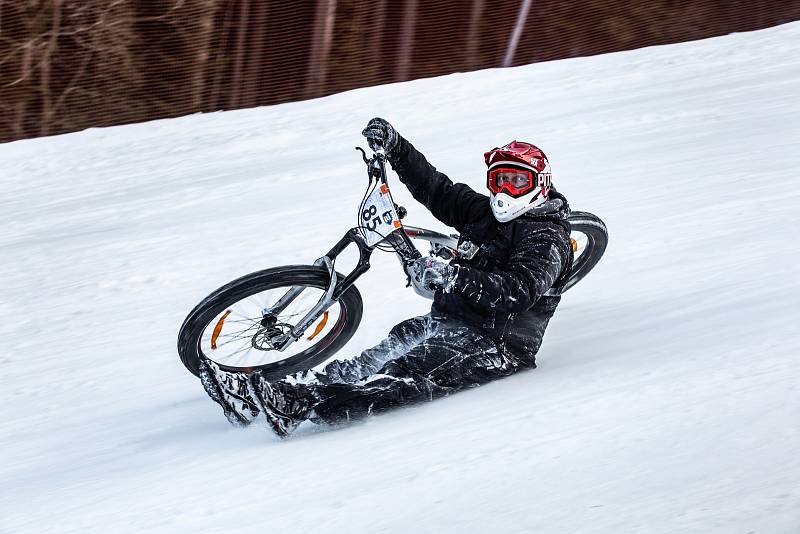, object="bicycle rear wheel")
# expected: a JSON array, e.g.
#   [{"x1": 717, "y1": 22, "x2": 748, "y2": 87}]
[
  {"x1": 562, "y1": 211, "x2": 608, "y2": 293},
  {"x1": 178, "y1": 265, "x2": 362, "y2": 380}
]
